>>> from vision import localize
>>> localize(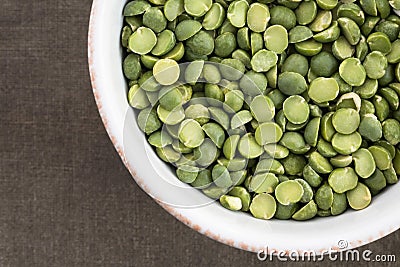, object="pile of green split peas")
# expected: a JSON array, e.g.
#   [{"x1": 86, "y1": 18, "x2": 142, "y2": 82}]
[{"x1": 122, "y1": 0, "x2": 400, "y2": 221}]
